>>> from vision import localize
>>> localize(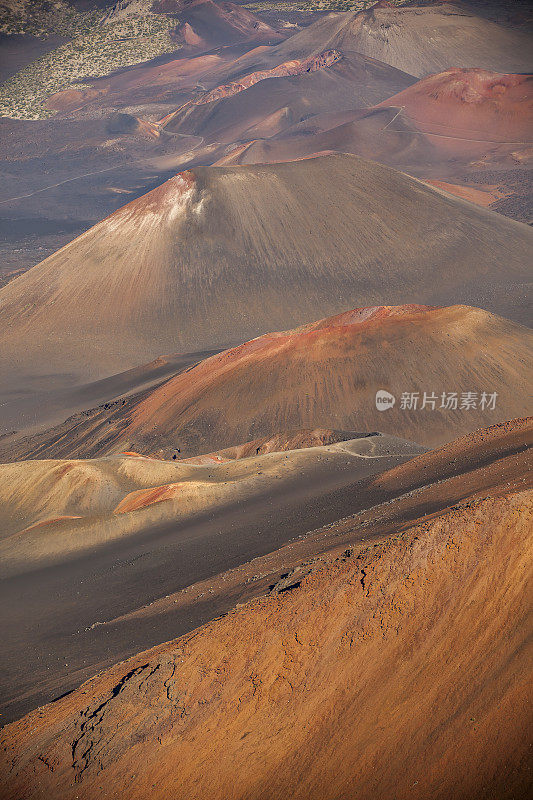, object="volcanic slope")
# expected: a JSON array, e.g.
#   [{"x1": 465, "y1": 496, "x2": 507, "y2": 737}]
[
  {"x1": 158, "y1": 53, "x2": 412, "y2": 146},
  {"x1": 157, "y1": 22, "x2": 416, "y2": 144},
  {"x1": 5, "y1": 304, "x2": 532, "y2": 461},
  {"x1": 375, "y1": 68, "x2": 533, "y2": 158},
  {"x1": 1, "y1": 423, "x2": 531, "y2": 799},
  {"x1": 215, "y1": 105, "x2": 436, "y2": 169},
  {"x1": 1, "y1": 154, "x2": 532, "y2": 410},
  {"x1": 0, "y1": 432, "x2": 424, "y2": 569},
  {"x1": 339, "y1": 2, "x2": 533, "y2": 78},
  {"x1": 217, "y1": 66, "x2": 532, "y2": 174},
  {"x1": 0, "y1": 416, "x2": 529, "y2": 726},
  {"x1": 0, "y1": 429, "x2": 425, "y2": 721},
  {"x1": 169, "y1": 0, "x2": 283, "y2": 51},
  {"x1": 44, "y1": 0, "x2": 287, "y2": 114}
]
